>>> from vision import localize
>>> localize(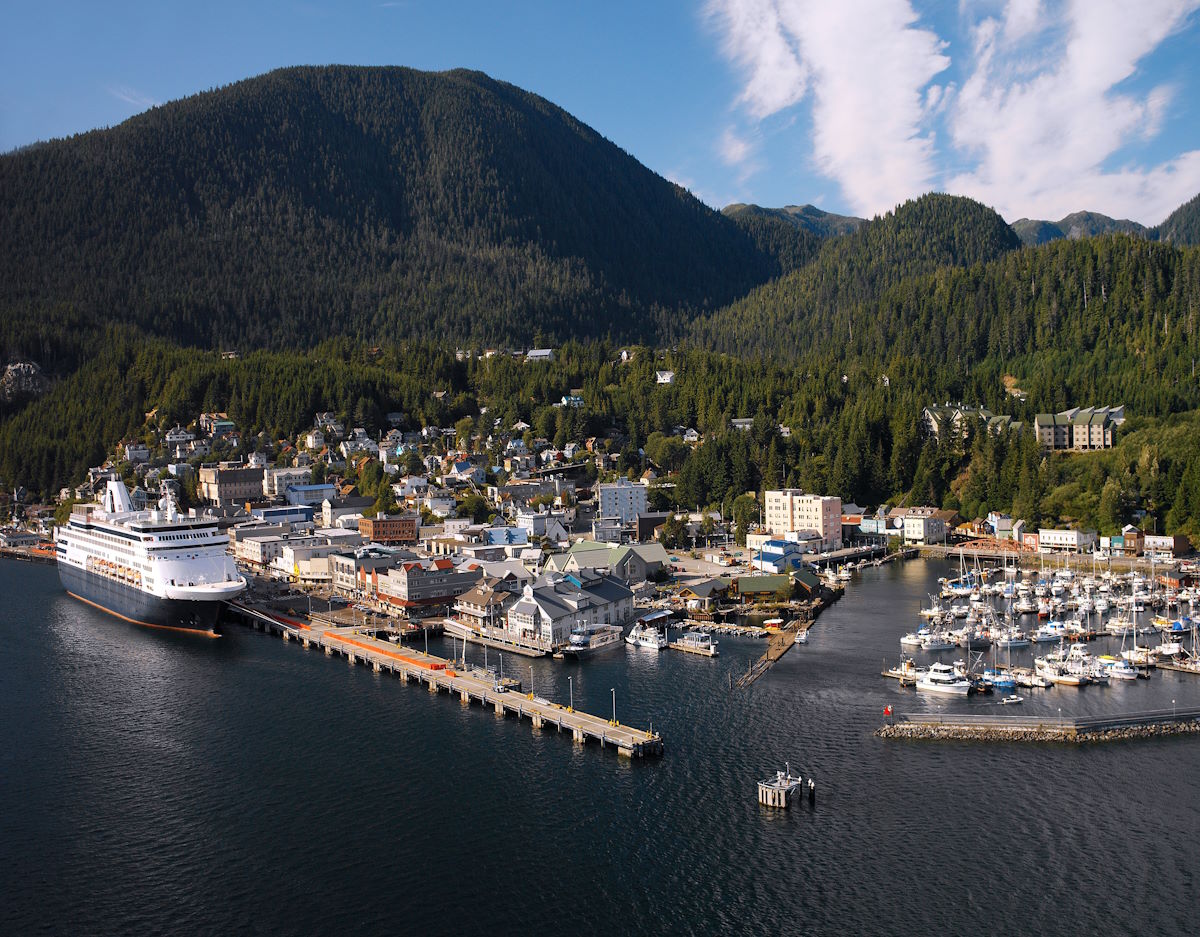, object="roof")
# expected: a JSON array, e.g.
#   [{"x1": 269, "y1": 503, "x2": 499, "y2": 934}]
[{"x1": 735, "y1": 574, "x2": 790, "y2": 594}]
